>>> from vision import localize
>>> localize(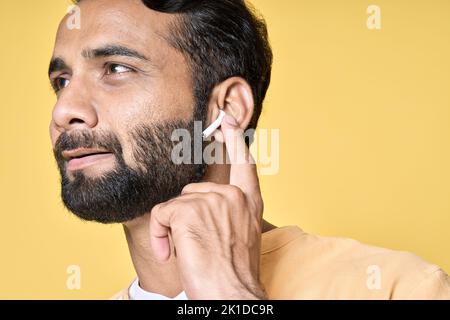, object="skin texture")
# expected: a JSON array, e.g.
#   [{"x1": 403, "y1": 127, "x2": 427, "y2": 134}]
[{"x1": 49, "y1": 0, "x2": 276, "y2": 299}]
